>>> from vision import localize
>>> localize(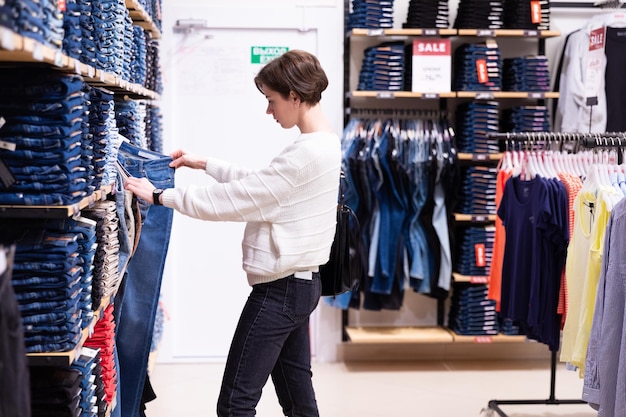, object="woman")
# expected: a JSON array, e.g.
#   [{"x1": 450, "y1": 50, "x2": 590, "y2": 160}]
[{"x1": 124, "y1": 49, "x2": 341, "y2": 417}]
